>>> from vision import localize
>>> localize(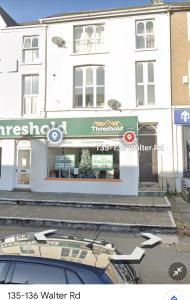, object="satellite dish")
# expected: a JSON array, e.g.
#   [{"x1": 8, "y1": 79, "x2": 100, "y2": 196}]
[
  {"x1": 51, "y1": 36, "x2": 66, "y2": 48},
  {"x1": 108, "y1": 99, "x2": 122, "y2": 110}
]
